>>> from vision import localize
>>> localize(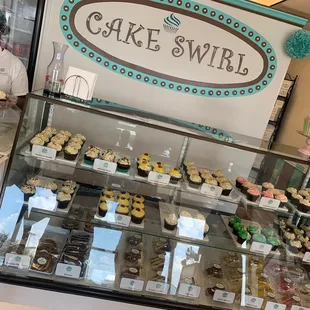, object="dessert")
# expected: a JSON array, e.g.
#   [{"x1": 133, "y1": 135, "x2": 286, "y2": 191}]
[
  {"x1": 133, "y1": 195, "x2": 145, "y2": 203},
  {"x1": 31, "y1": 251, "x2": 54, "y2": 273},
  {"x1": 117, "y1": 197, "x2": 130, "y2": 207},
  {"x1": 262, "y1": 228, "x2": 275, "y2": 238},
  {"x1": 103, "y1": 189, "x2": 115, "y2": 197},
  {"x1": 242, "y1": 181, "x2": 254, "y2": 194},
  {"x1": 233, "y1": 223, "x2": 244, "y2": 236},
  {"x1": 204, "y1": 223, "x2": 209, "y2": 237},
  {"x1": 187, "y1": 166, "x2": 199, "y2": 176},
  {"x1": 30, "y1": 136, "x2": 45, "y2": 151},
  {"x1": 298, "y1": 189, "x2": 308, "y2": 198},
  {"x1": 283, "y1": 231, "x2": 295, "y2": 244},
  {"x1": 262, "y1": 190, "x2": 273, "y2": 198},
  {"x1": 247, "y1": 225, "x2": 260, "y2": 236},
  {"x1": 267, "y1": 237, "x2": 281, "y2": 251},
  {"x1": 57, "y1": 192, "x2": 71, "y2": 209},
  {"x1": 35, "y1": 133, "x2": 49, "y2": 143},
  {"x1": 164, "y1": 214, "x2": 178, "y2": 231},
  {"x1": 116, "y1": 204, "x2": 130, "y2": 216},
  {"x1": 67, "y1": 141, "x2": 82, "y2": 150},
  {"x1": 55, "y1": 132, "x2": 69, "y2": 142},
  {"x1": 117, "y1": 157, "x2": 131, "y2": 172},
  {"x1": 131, "y1": 207, "x2": 145, "y2": 224},
  {"x1": 70, "y1": 137, "x2": 83, "y2": 145},
  {"x1": 236, "y1": 176, "x2": 247, "y2": 189},
  {"x1": 46, "y1": 142, "x2": 62, "y2": 154},
  {"x1": 102, "y1": 149, "x2": 115, "y2": 162},
  {"x1": 228, "y1": 216, "x2": 241, "y2": 228},
  {"x1": 304, "y1": 241, "x2": 310, "y2": 253},
  {"x1": 117, "y1": 191, "x2": 130, "y2": 200},
  {"x1": 269, "y1": 188, "x2": 280, "y2": 196},
  {"x1": 169, "y1": 168, "x2": 182, "y2": 184},
  {"x1": 286, "y1": 187, "x2": 297, "y2": 200},
  {"x1": 212, "y1": 170, "x2": 224, "y2": 178},
  {"x1": 199, "y1": 168, "x2": 210, "y2": 175},
  {"x1": 60, "y1": 186, "x2": 74, "y2": 195},
  {"x1": 51, "y1": 136, "x2": 65, "y2": 145},
  {"x1": 21, "y1": 185, "x2": 35, "y2": 201},
  {"x1": 220, "y1": 181, "x2": 233, "y2": 196},
  {"x1": 63, "y1": 180, "x2": 76, "y2": 188},
  {"x1": 237, "y1": 230, "x2": 250, "y2": 245},
  {"x1": 183, "y1": 160, "x2": 195, "y2": 170},
  {"x1": 43, "y1": 182, "x2": 58, "y2": 193},
  {"x1": 154, "y1": 165, "x2": 165, "y2": 174},
  {"x1": 206, "y1": 283, "x2": 225, "y2": 297},
  {"x1": 84, "y1": 146, "x2": 100, "y2": 165},
  {"x1": 44, "y1": 126, "x2": 57, "y2": 135},
  {"x1": 205, "y1": 176, "x2": 218, "y2": 186},
  {"x1": 252, "y1": 233, "x2": 266, "y2": 243},
  {"x1": 62, "y1": 218, "x2": 79, "y2": 230},
  {"x1": 64, "y1": 146, "x2": 79, "y2": 161},
  {"x1": 188, "y1": 174, "x2": 202, "y2": 189},
  {"x1": 246, "y1": 187, "x2": 260, "y2": 202},
  {"x1": 100, "y1": 194, "x2": 114, "y2": 202},
  {"x1": 289, "y1": 240, "x2": 302, "y2": 254},
  {"x1": 74, "y1": 134, "x2": 86, "y2": 142},
  {"x1": 139, "y1": 153, "x2": 151, "y2": 161},
  {"x1": 59, "y1": 130, "x2": 71, "y2": 138},
  {"x1": 275, "y1": 194, "x2": 288, "y2": 208},
  {"x1": 98, "y1": 202, "x2": 109, "y2": 217},
  {"x1": 298, "y1": 199, "x2": 310, "y2": 213},
  {"x1": 26, "y1": 178, "x2": 41, "y2": 187},
  {"x1": 204, "y1": 264, "x2": 223, "y2": 278},
  {"x1": 291, "y1": 193, "x2": 303, "y2": 205},
  {"x1": 132, "y1": 201, "x2": 144, "y2": 210},
  {"x1": 262, "y1": 182, "x2": 274, "y2": 192},
  {"x1": 137, "y1": 161, "x2": 152, "y2": 177}
]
